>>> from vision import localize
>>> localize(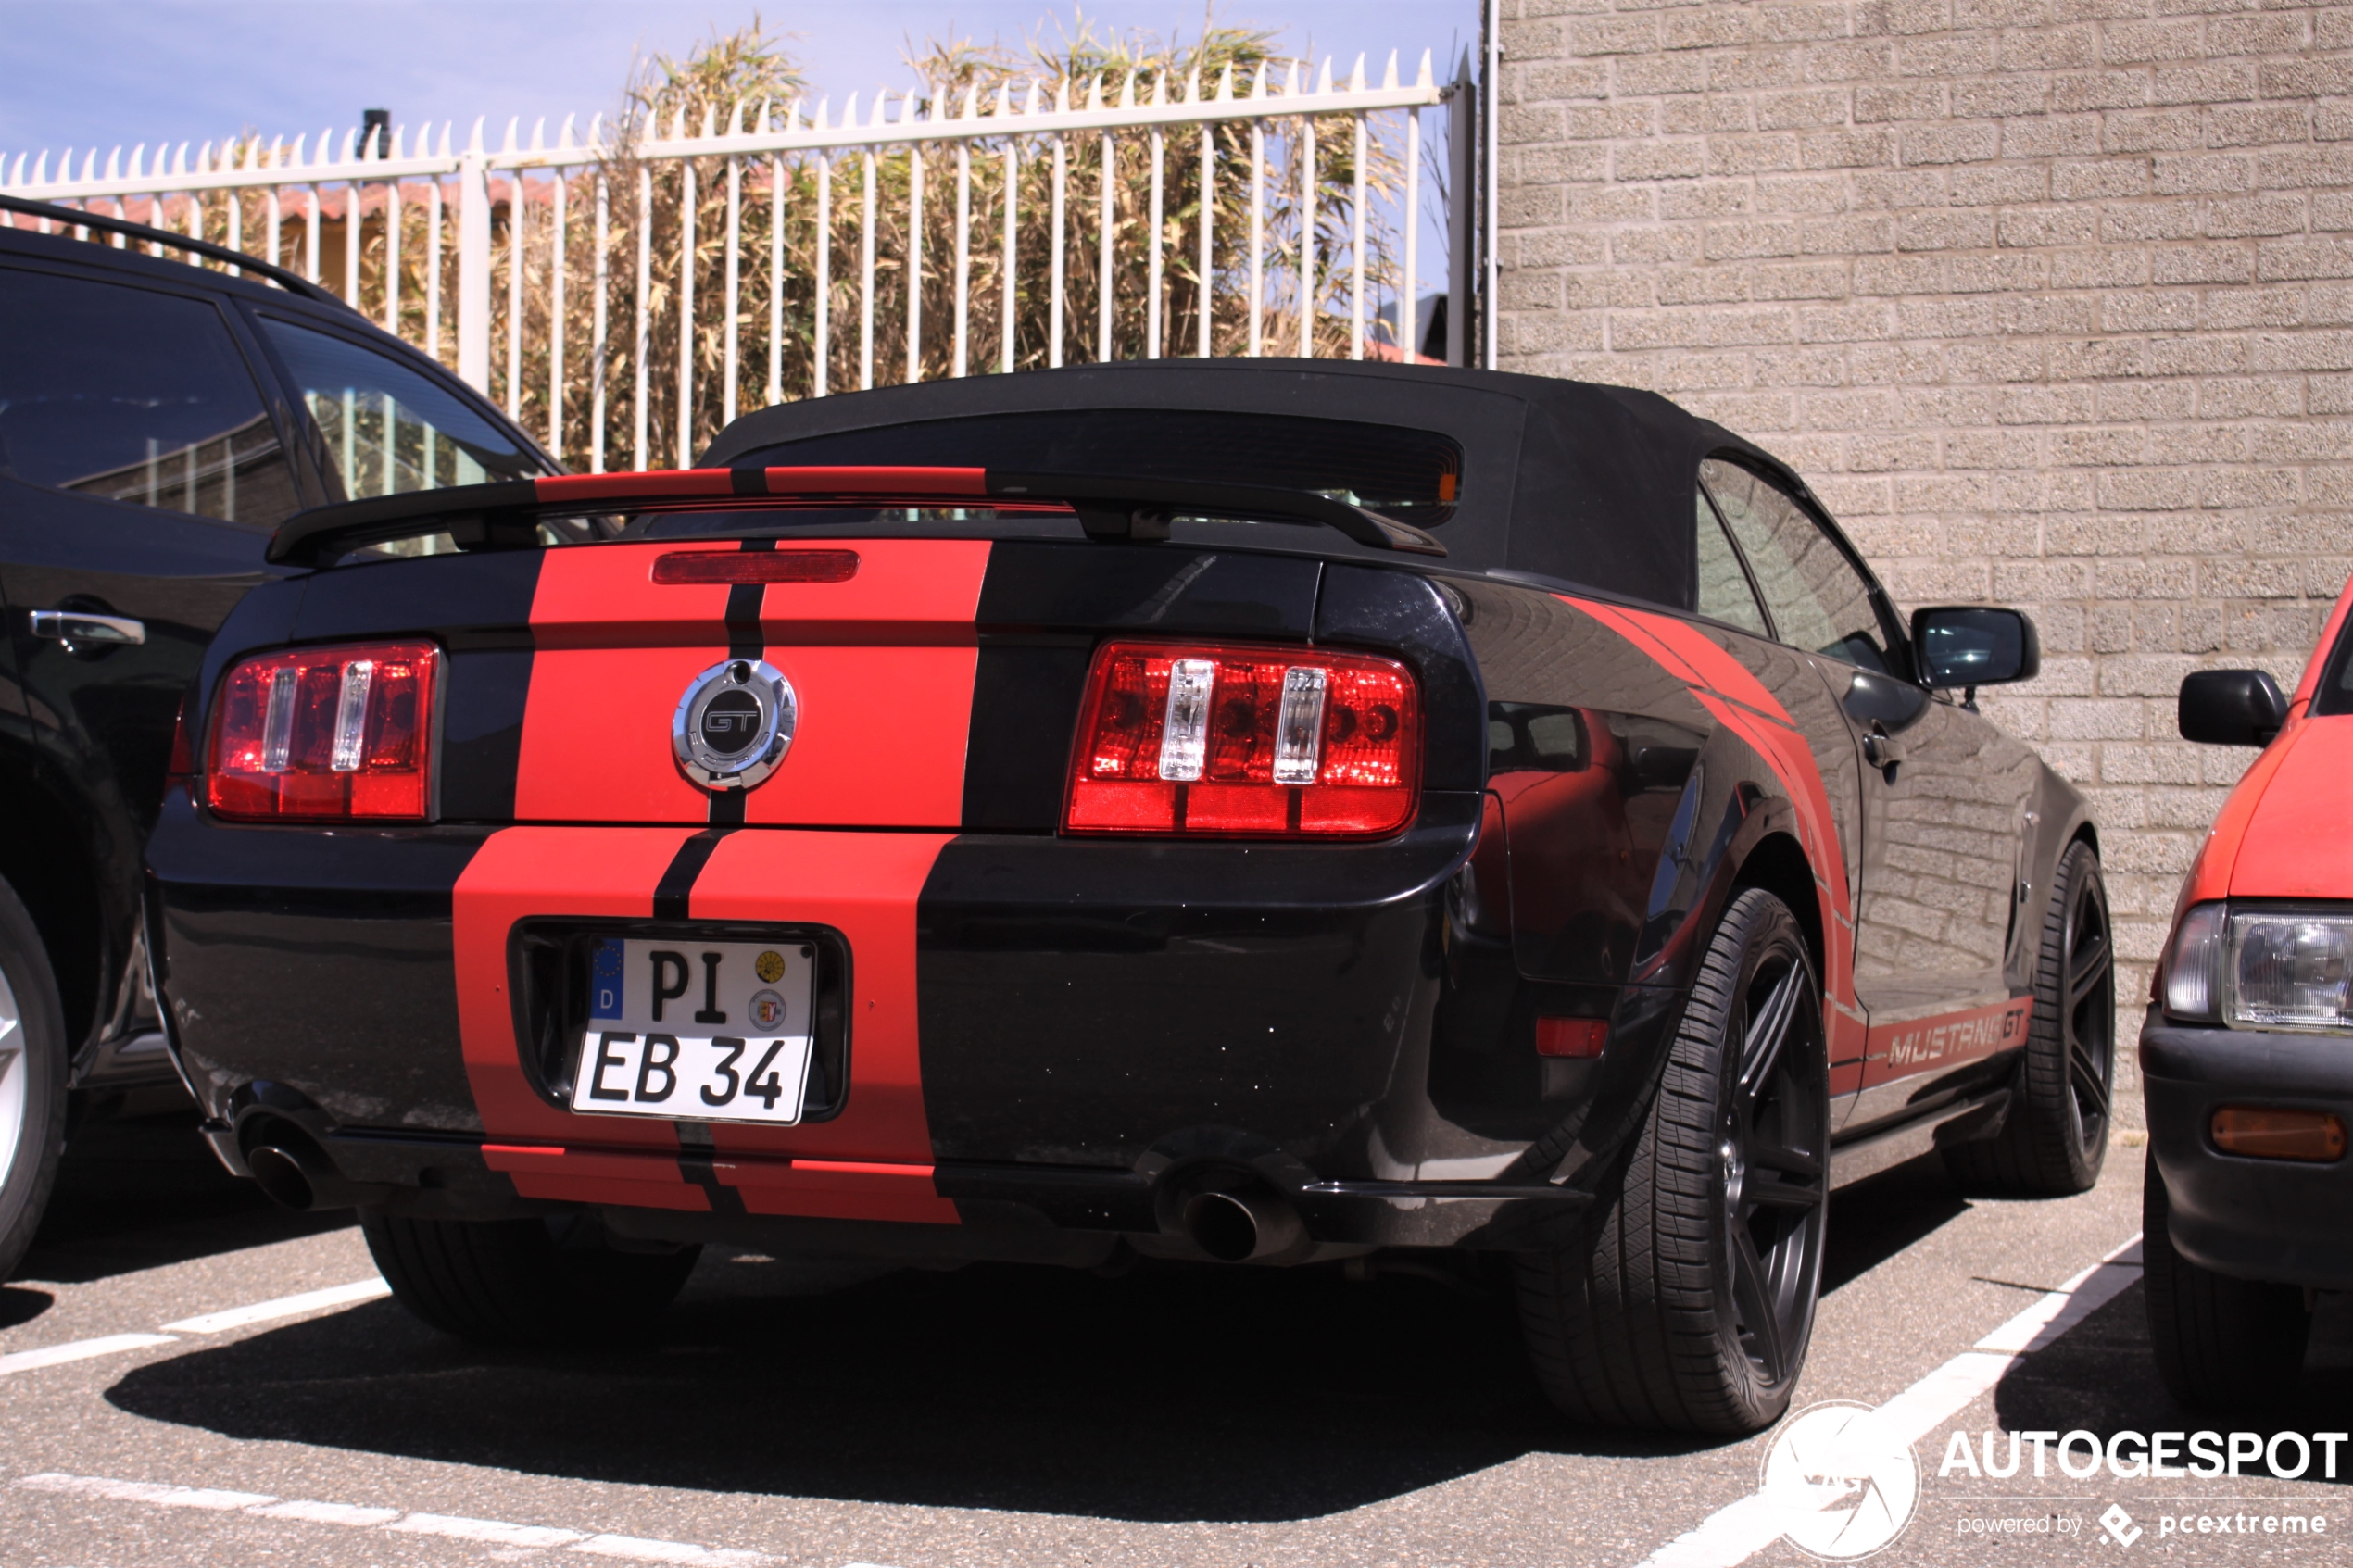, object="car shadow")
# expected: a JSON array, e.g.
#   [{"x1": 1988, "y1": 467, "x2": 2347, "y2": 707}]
[
  {"x1": 1822, "y1": 1152, "x2": 1971, "y2": 1295},
  {"x1": 0, "y1": 1285, "x2": 54, "y2": 1328},
  {"x1": 1992, "y1": 1285, "x2": 2353, "y2": 1484},
  {"x1": 107, "y1": 1250, "x2": 1711, "y2": 1522},
  {"x1": 21, "y1": 1110, "x2": 352, "y2": 1286}
]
